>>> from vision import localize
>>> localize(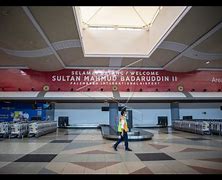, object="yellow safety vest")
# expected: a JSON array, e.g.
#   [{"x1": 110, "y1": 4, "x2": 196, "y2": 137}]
[{"x1": 118, "y1": 116, "x2": 128, "y2": 132}]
